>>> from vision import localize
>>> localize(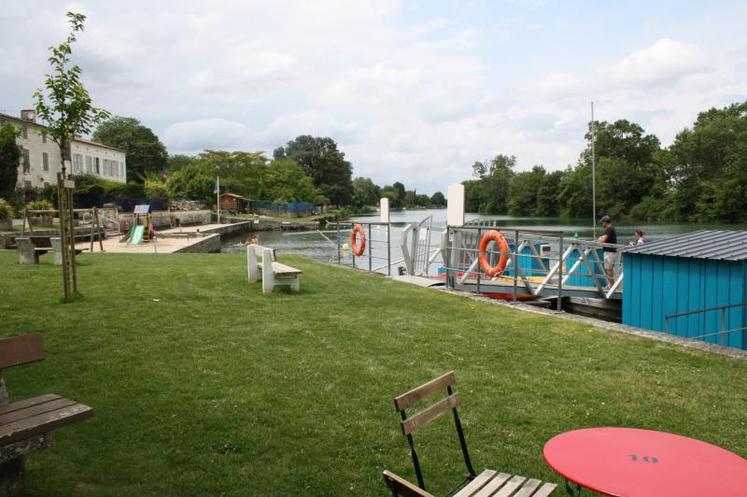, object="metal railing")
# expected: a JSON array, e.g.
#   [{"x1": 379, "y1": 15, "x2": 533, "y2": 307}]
[
  {"x1": 664, "y1": 302, "x2": 747, "y2": 346},
  {"x1": 331, "y1": 221, "x2": 393, "y2": 276},
  {"x1": 442, "y1": 223, "x2": 627, "y2": 307},
  {"x1": 400, "y1": 215, "x2": 435, "y2": 276}
]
